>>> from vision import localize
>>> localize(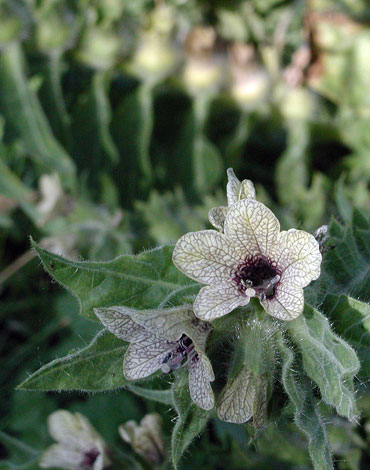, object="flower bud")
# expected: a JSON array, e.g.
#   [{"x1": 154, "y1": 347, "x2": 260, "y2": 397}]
[{"x1": 119, "y1": 413, "x2": 165, "y2": 465}]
